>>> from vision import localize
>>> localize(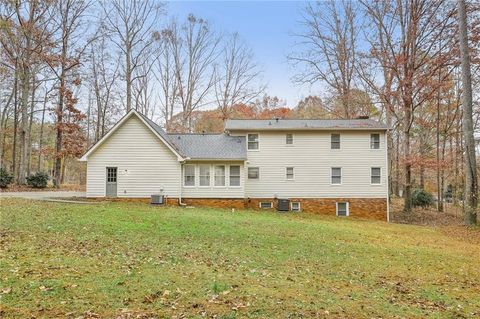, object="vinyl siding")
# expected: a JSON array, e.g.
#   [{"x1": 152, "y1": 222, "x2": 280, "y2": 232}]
[
  {"x1": 181, "y1": 161, "x2": 245, "y2": 198},
  {"x1": 231, "y1": 130, "x2": 388, "y2": 198},
  {"x1": 86, "y1": 115, "x2": 181, "y2": 197}
]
